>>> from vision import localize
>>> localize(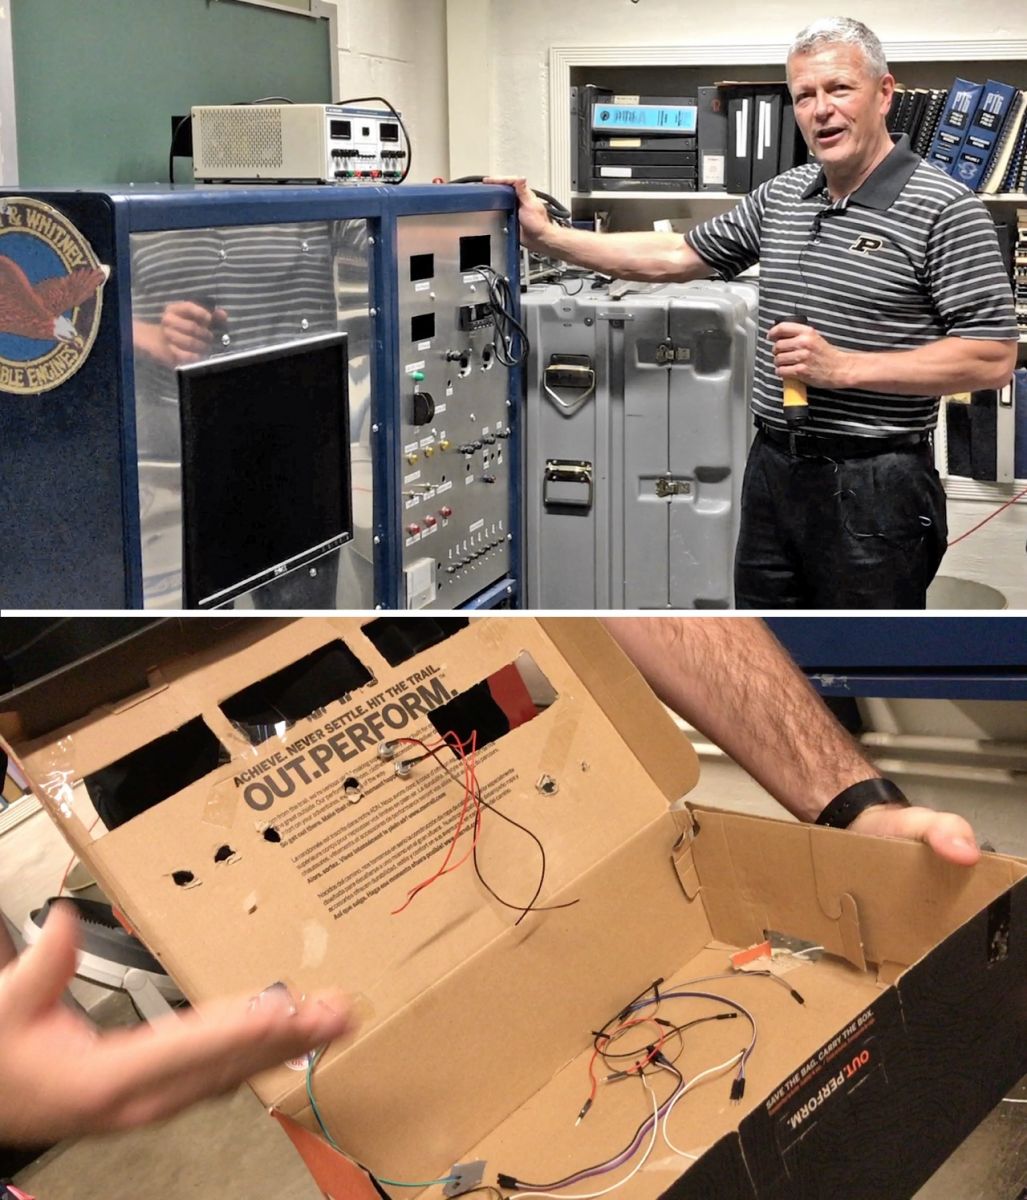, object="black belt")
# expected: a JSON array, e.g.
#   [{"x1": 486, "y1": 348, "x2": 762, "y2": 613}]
[{"x1": 755, "y1": 419, "x2": 930, "y2": 459}]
